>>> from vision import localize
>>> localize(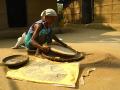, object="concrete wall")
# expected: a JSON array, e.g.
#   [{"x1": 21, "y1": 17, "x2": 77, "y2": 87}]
[
  {"x1": 0, "y1": 0, "x2": 57, "y2": 38},
  {"x1": 0, "y1": 0, "x2": 8, "y2": 29},
  {"x1": 0, "y1": 0, "x2": 57, "y2": 29},
  {"x1": 26, "y1": 0, "x2": 57, "y2": 26}
]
